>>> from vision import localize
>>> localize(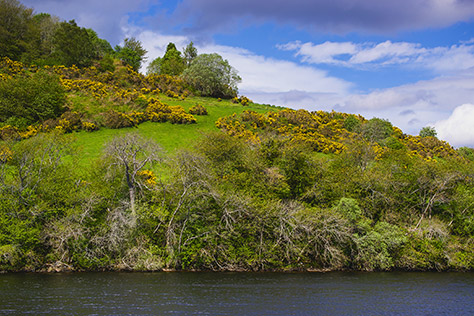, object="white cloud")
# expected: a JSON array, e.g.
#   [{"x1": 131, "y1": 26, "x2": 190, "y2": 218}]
[
  {"x1": 278, "y1": 41, "x2": 358, "y2": 65},
  {"x1": 434, "y1": 104, "x2": 474, "y2": 148},
  {"x1": 202, "y1": 44, "x2": 351, "y2": 95},
  {"x1": 349, "y1": 41, "x2": 426, "y2": 64},
  {"x1": 280, "y1": 40, "x2": 474, "y2": 72}
]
